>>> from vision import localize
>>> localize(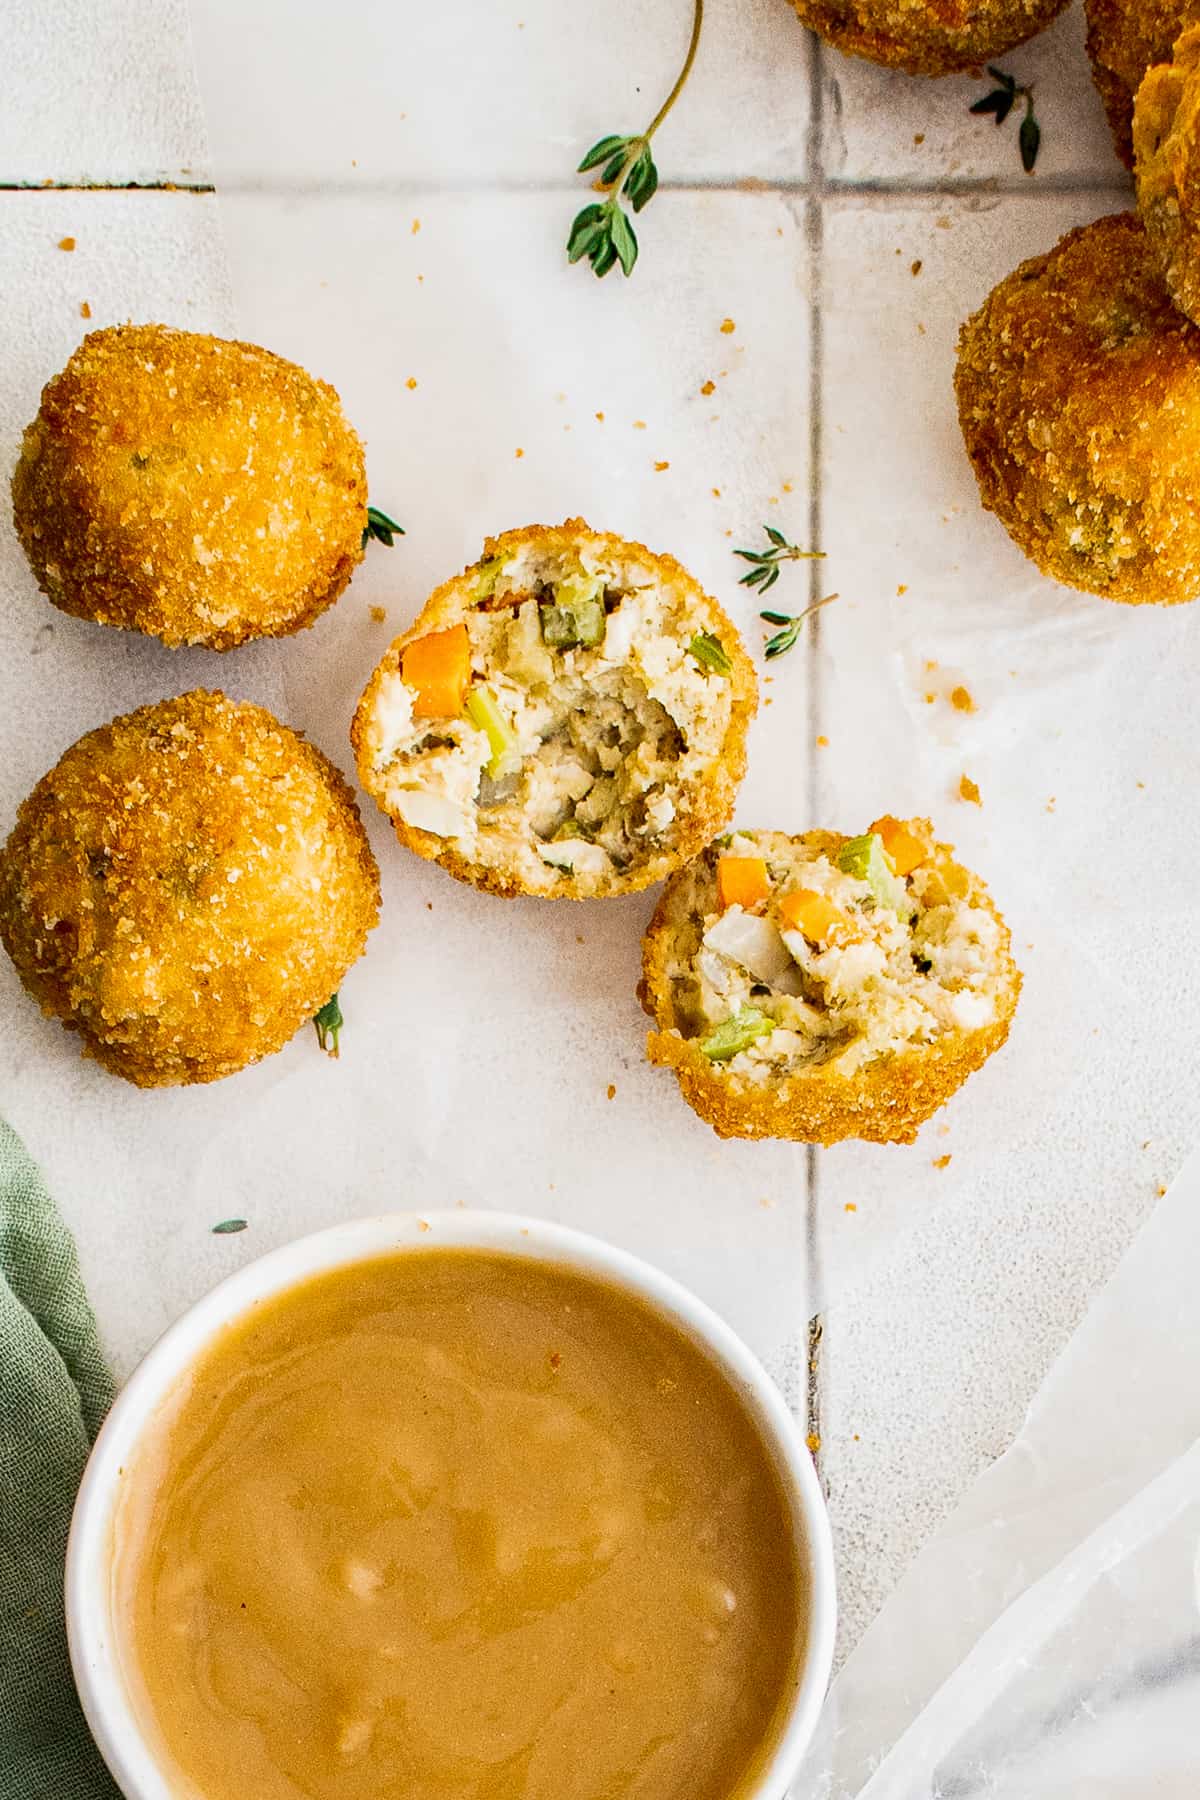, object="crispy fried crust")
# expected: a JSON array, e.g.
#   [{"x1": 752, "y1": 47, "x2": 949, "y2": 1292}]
[
  {"x1": 787, "y1": 0, "x2": 1067, "y2": 76},
  {"x1": 11, "y1": 324, "x2": 367, "y2": 650},
  {"x1": 955, "y1": 212, "x2": 1200, "y2": 607},
  {"x1": 1086, "y1": 0, "x2": 1200, "y2": 167},
  {"x1": 0, "y1": 691, "x2": 380, "y2": 1086},
  {"x1": 639, "y1": 829, "x2": 1021, "y2": 1146},
  {"x1": 350, "y1": 519, "x2": 758, "y2": 901},
  {"x1": 1135, "y1": 27, "x2": 1200, "y2": 326}
]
